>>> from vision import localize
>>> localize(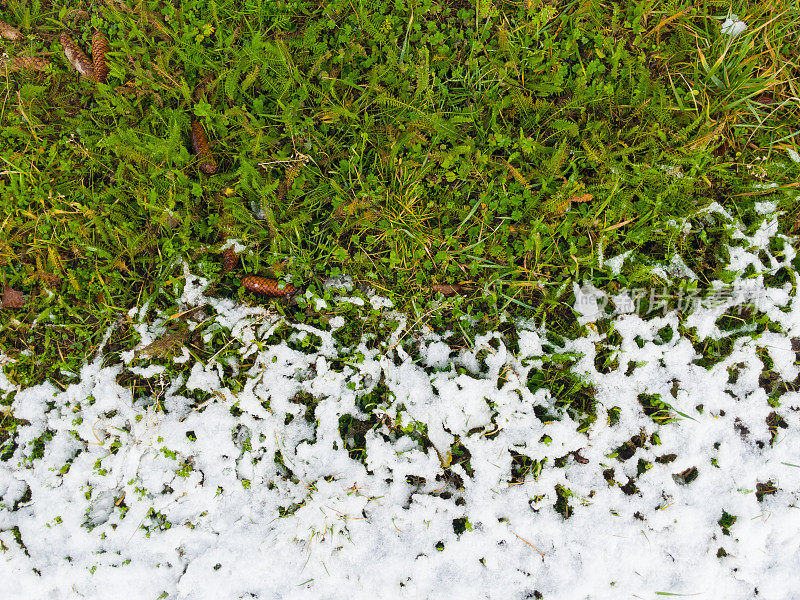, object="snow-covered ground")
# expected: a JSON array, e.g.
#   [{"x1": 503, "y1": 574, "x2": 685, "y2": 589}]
[{"x1": 1, "y1": 203, "x2": 799, "y2": 599}]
